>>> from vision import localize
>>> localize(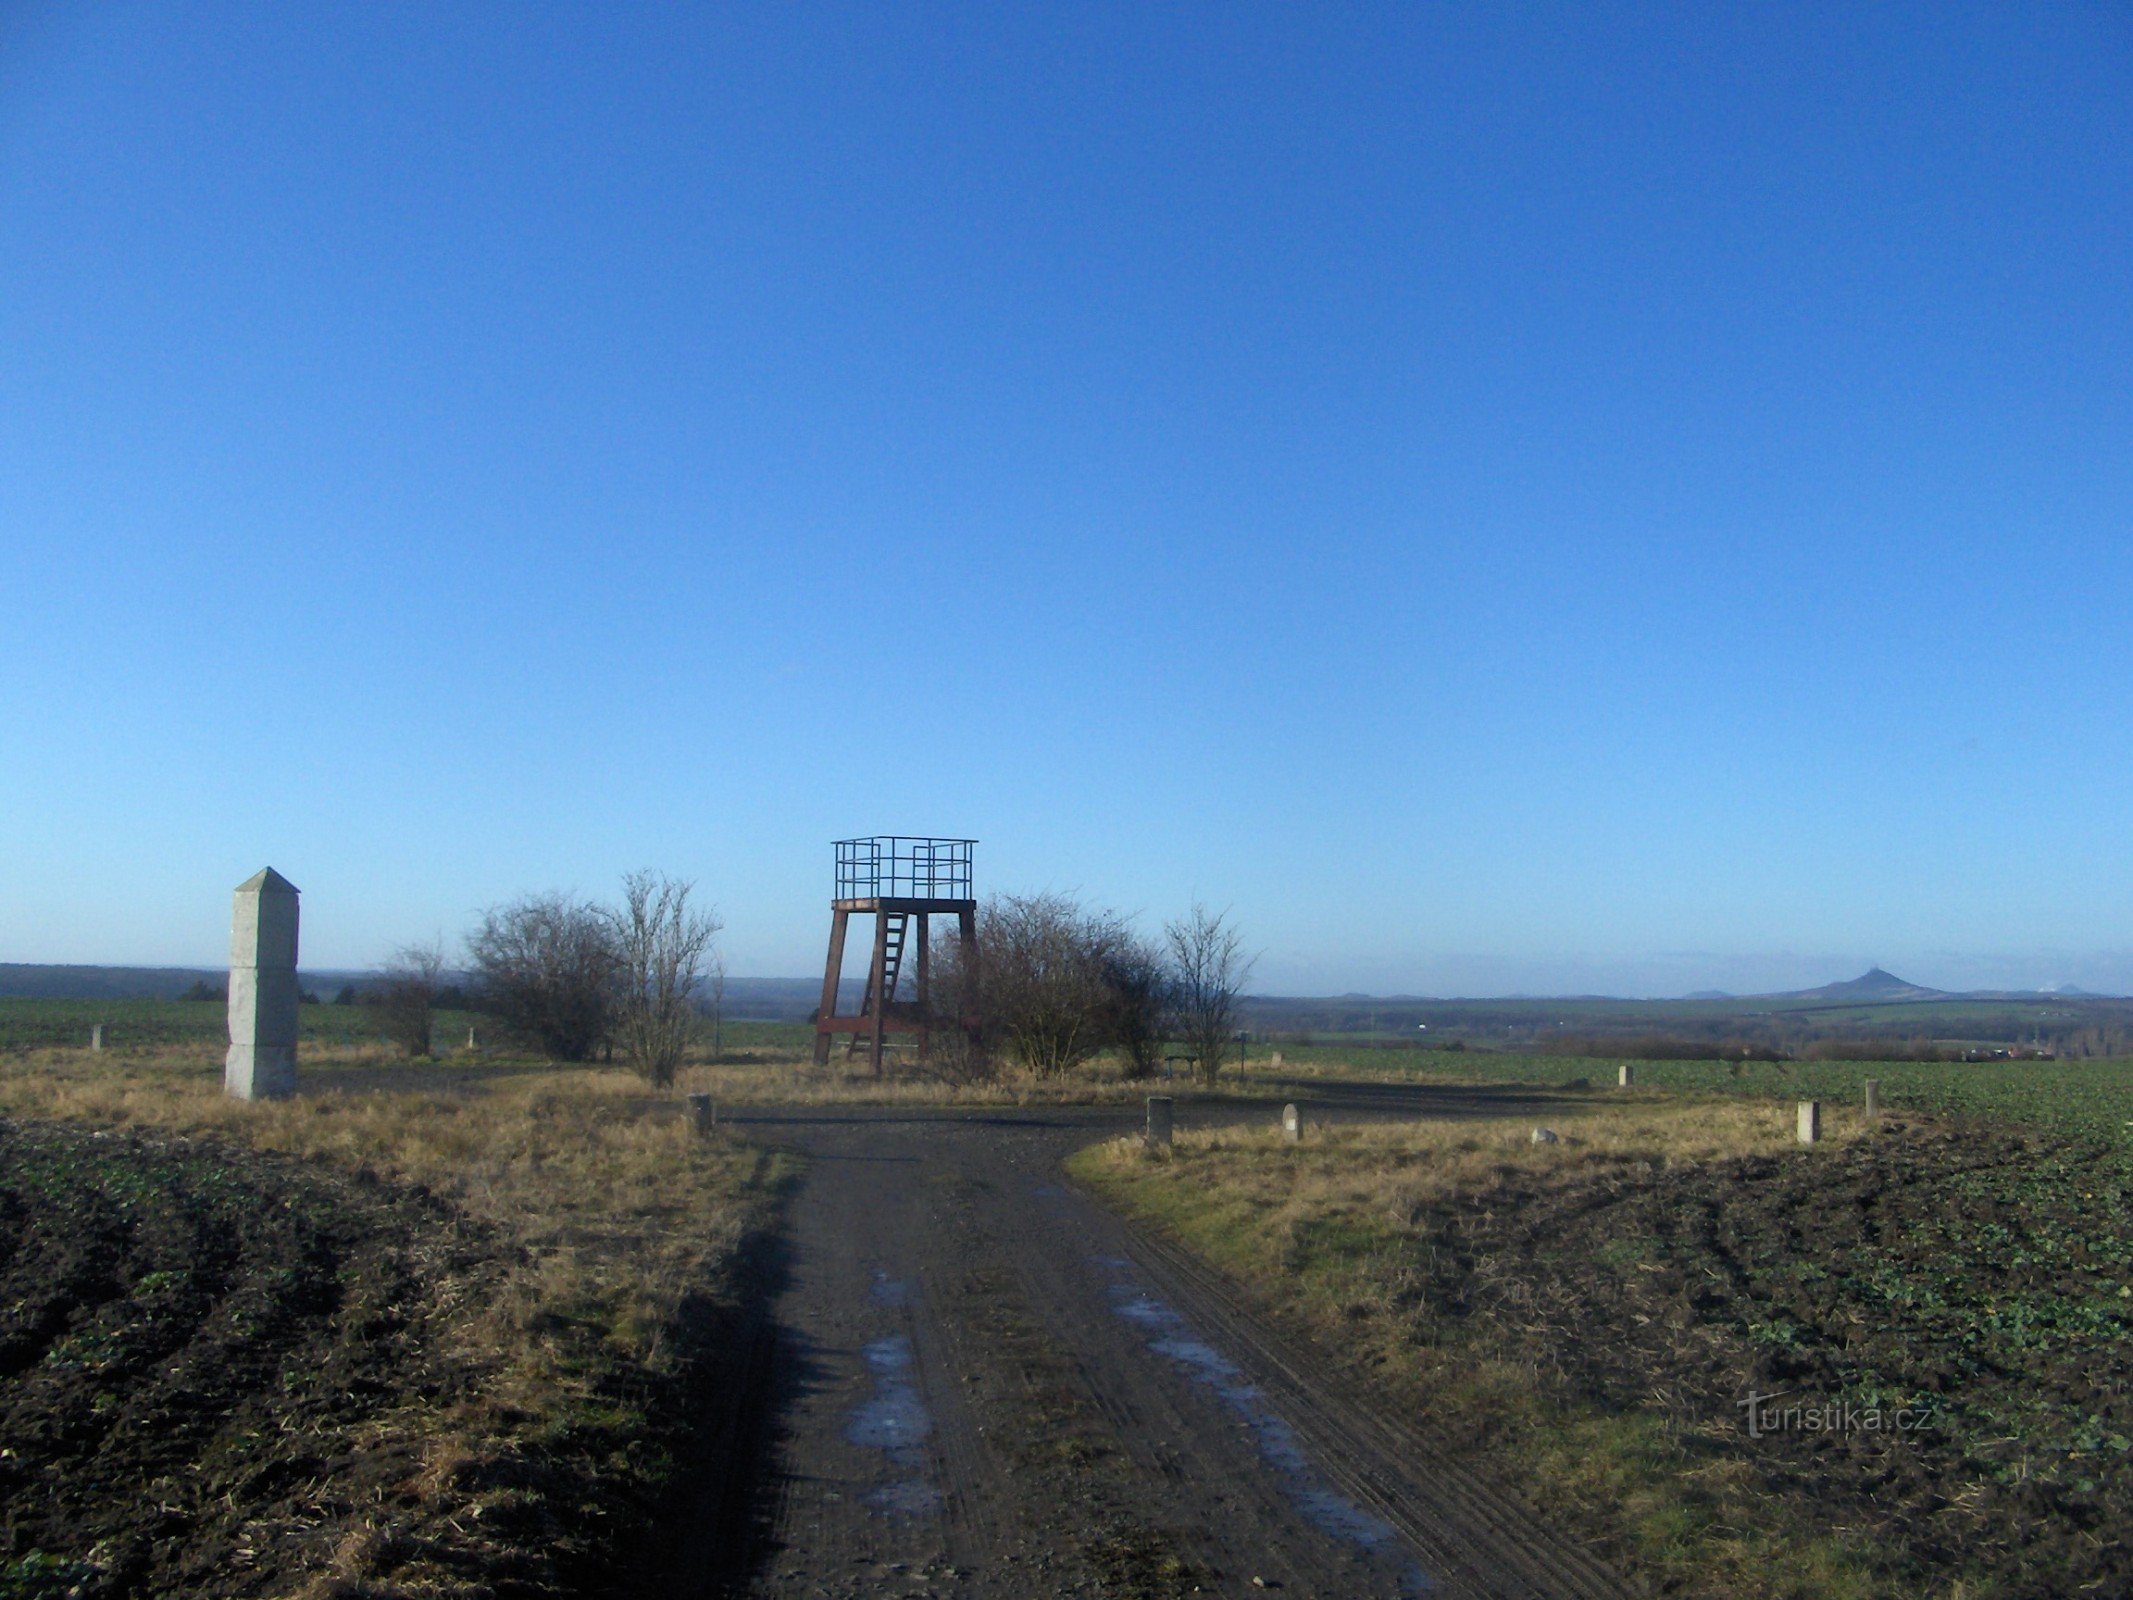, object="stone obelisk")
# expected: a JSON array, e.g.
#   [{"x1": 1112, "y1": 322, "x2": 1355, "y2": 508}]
[{"x1": 226, "y1": 868, "x2": 300, "y2": 1100}]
